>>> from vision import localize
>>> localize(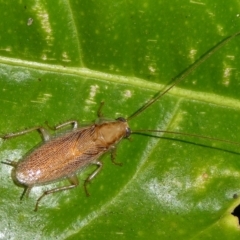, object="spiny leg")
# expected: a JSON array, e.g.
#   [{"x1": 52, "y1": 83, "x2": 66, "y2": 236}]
[
  {"x1": 20, "y1": 186, "x2": 32, "y2": 201},
  {"x1": 84, "y1": 152, "x2": 122, "y2": 197},
  {"x1": 46, "y1": 120, "x2": 79, "y2": 131},
  {"x1": 1, "y1": 126, "x2": 51, "y2": 142},
  {"x1": 84, "y1": 161, "x2": 103, "y2": 197},
  {"x1": 1, "y1": 159, "x2": 18, "y2": 167},
  {"x1": 110, "y1": 147, "x2": 122, "y2": 166},
  {"x1": 34, "y1": 175, "x2": 79, "y2": 212},
  {"x1": 97, "y1": 101, "x2": 105, "y2": 118}
]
